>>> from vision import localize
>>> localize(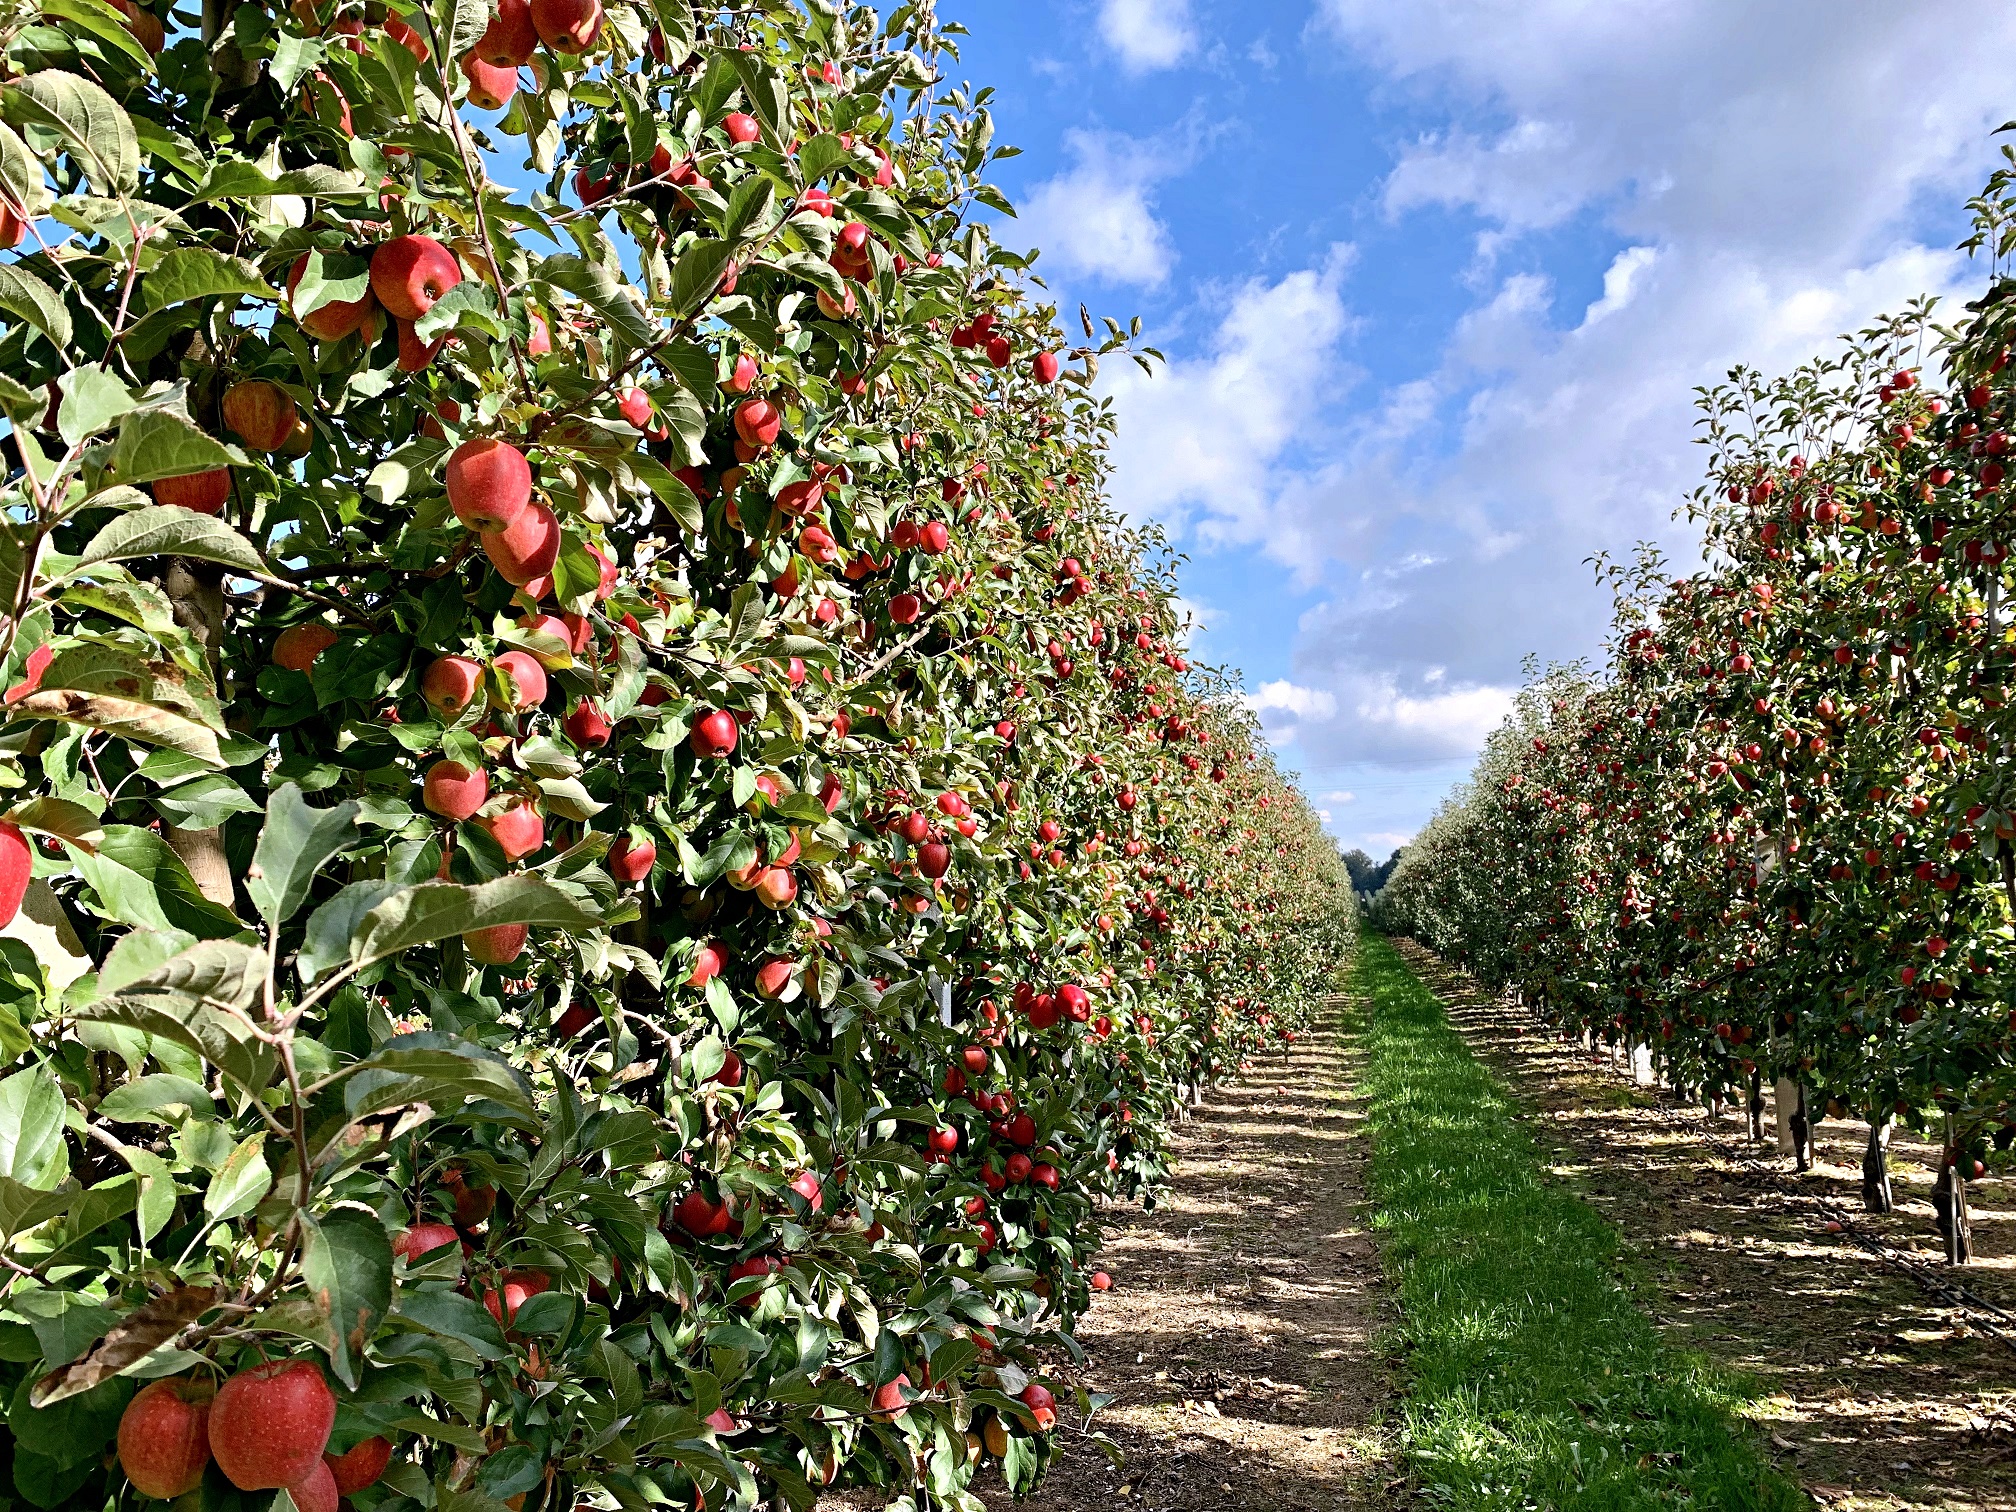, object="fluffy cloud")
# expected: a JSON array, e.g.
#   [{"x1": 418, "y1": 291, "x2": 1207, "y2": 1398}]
[
  {"x1": 1098, "y1": 0, "x2": 1197, "y2": 73},
  {"x1": 1101, "y1": 247, "x2": 1357, "y2": 536},
  {"x1": 1128, "y1": 2, "x2": 2016, "y2": 784},
  {"x1": 1019, "y1": 130, "x2": 1182, "y2": 287}
]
